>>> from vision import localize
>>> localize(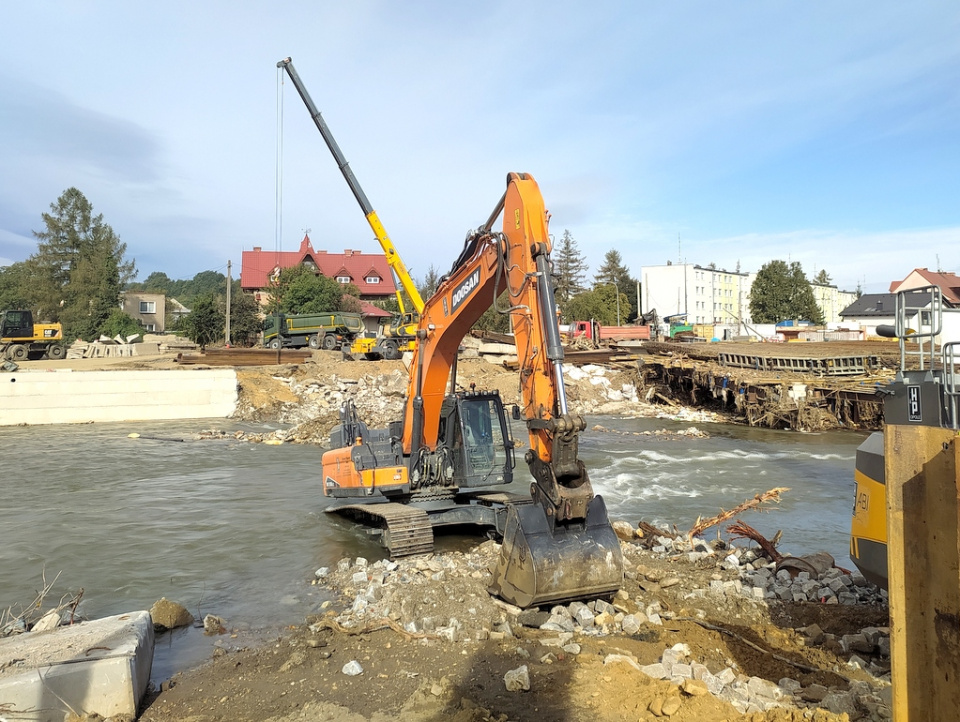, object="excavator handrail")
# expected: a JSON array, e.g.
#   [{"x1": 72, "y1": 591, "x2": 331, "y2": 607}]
[{"x1": 277, "y1": 57, "x2": 425, "y2": 316}]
